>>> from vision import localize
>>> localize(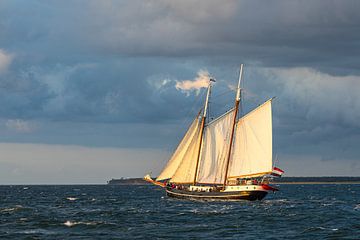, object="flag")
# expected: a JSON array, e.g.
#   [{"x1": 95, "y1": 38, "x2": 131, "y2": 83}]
[{"x1": 271, "y1": 167, "x2": 284, "y2": 177}]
